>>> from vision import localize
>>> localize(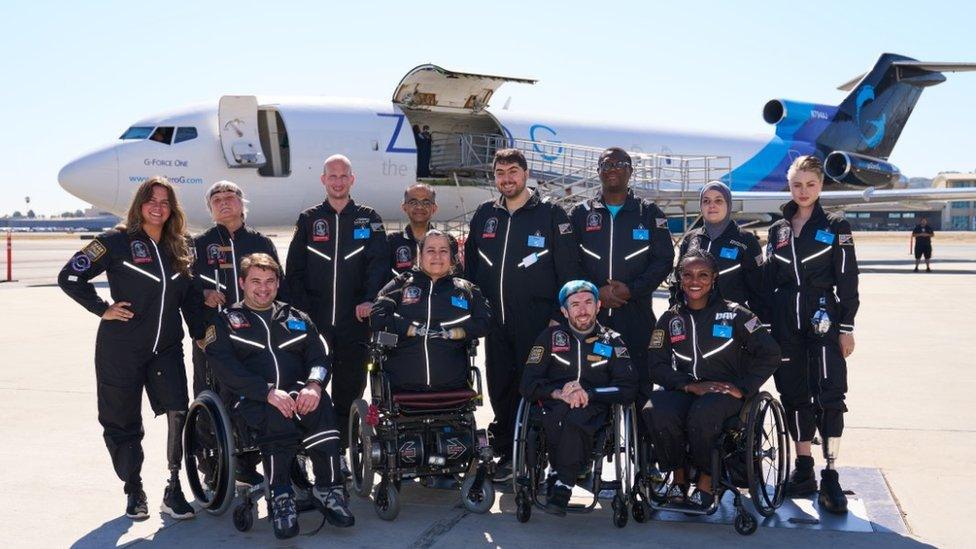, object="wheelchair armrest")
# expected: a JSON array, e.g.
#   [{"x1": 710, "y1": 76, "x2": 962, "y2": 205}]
[{"x1": 468, "y1": 366, "x2": 484, "y2": 405}]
